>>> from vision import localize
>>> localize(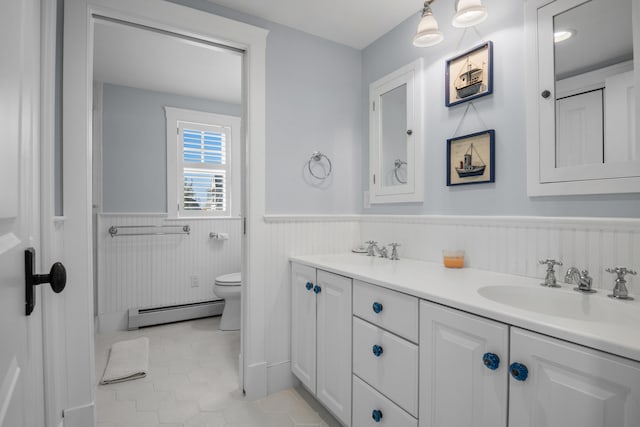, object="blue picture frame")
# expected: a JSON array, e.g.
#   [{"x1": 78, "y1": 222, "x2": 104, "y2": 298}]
[
  {"x1": 447, "y1": 129, "x2": 495, "y2": 186},
  {"x1": 445, "y1": 41, "x2": 493, "y2": 107}
]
